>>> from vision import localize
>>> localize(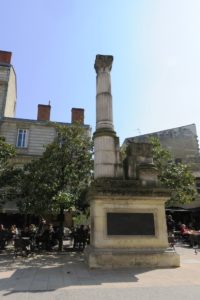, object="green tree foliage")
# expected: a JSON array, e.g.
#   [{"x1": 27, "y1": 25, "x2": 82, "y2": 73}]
[
  {"x1": 150, "y1": 137, "x2": 196, "y2": 206},
  {"x1": 18, "y1": 123, "x2": 93, "y2": 215},
  {"x1": 0, "y1": 138, "x2": 20, "y2": 206},
  {"x1": 0, "y1": 137, "x2": 16, "y2": 173}
]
